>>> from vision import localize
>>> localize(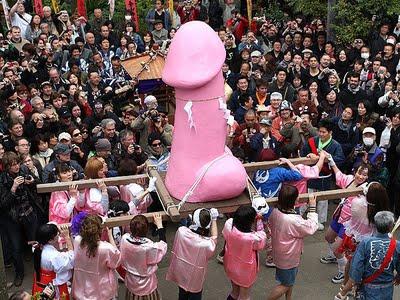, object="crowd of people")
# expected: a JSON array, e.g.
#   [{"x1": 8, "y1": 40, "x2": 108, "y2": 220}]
[{"x1": 1, "y1": 0, "x2": 400, "y2": 299}]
